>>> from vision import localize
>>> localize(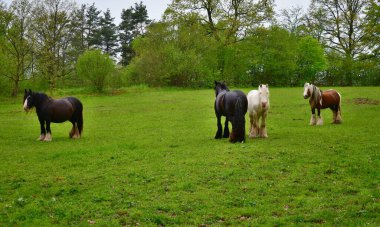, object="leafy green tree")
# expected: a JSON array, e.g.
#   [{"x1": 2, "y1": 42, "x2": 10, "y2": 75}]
[
  {"x1": 30, "y1": 0, "x2": 77, "y2": 90},
  {"x1": 76, "y1": 49, "x2": 114, "y2": 92},
  {"x1": 297, "y1": 36, "x2": 327, "y2": 84},
  {"x1": 246, "y1": 27, "x2": 298, "y2": 86},
  {"x1": 119, "y1": 1, "x2": 150, "y2": 66},
  {"x1": 130, "y1": 16, "x2": 219, "y2": 87},
  {"x1": 0, "y1": 0, "x2": 34, "y2": 96},
  {"x1": 310, "y1": 0, "x2": 371, "y2": 85}
]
